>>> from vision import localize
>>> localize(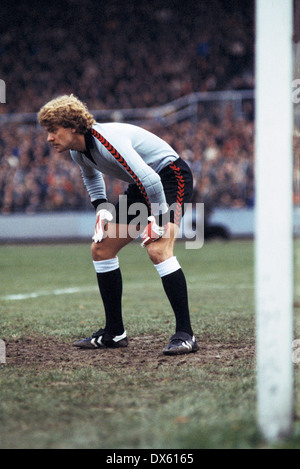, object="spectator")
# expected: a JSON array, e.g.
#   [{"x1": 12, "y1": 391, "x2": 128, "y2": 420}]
[
  {"x1": 0, "y1": 0, "x2": 259, "y2": 214},
  {"x1": 0, "y1": 113, "x2": 255, "y2": 214}
]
